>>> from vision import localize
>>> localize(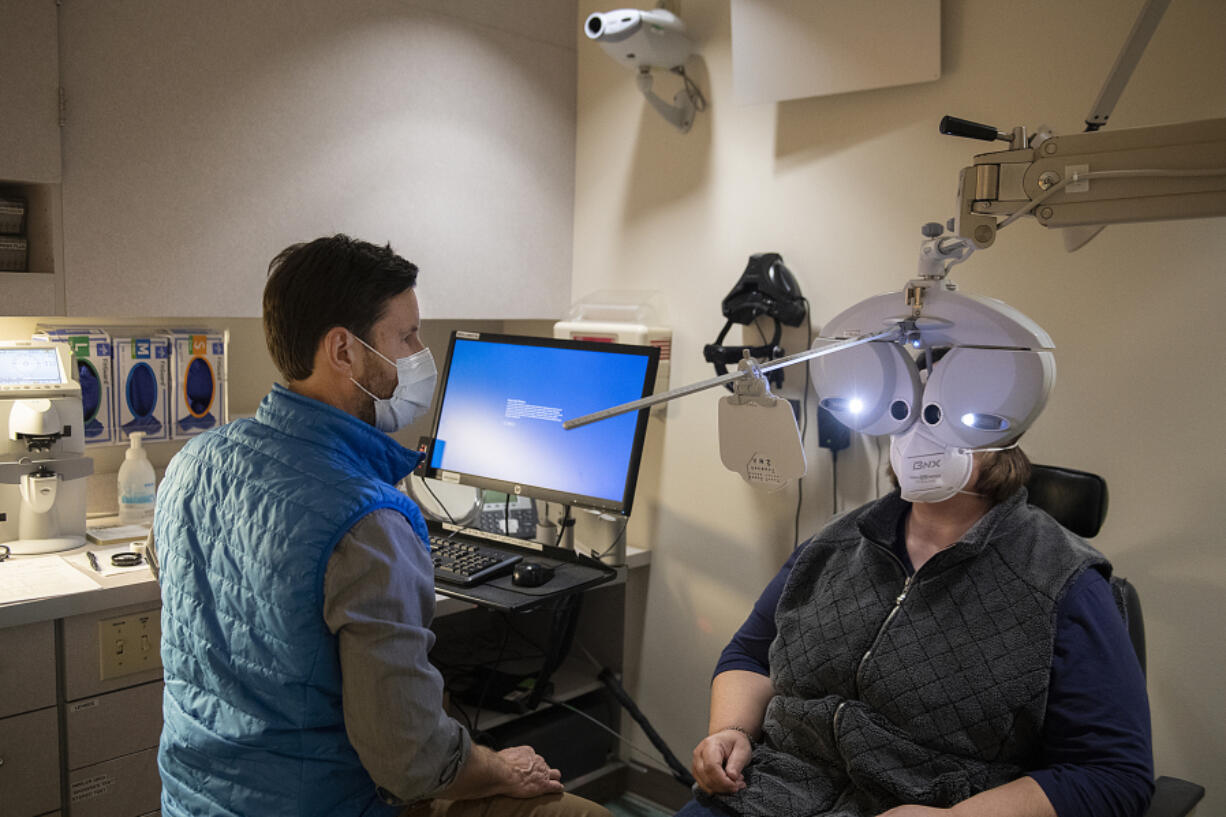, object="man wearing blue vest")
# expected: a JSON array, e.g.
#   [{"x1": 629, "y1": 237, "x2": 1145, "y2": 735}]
[{"x1": 152, "y1": 235, "x2": 611, "y2": 817}]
